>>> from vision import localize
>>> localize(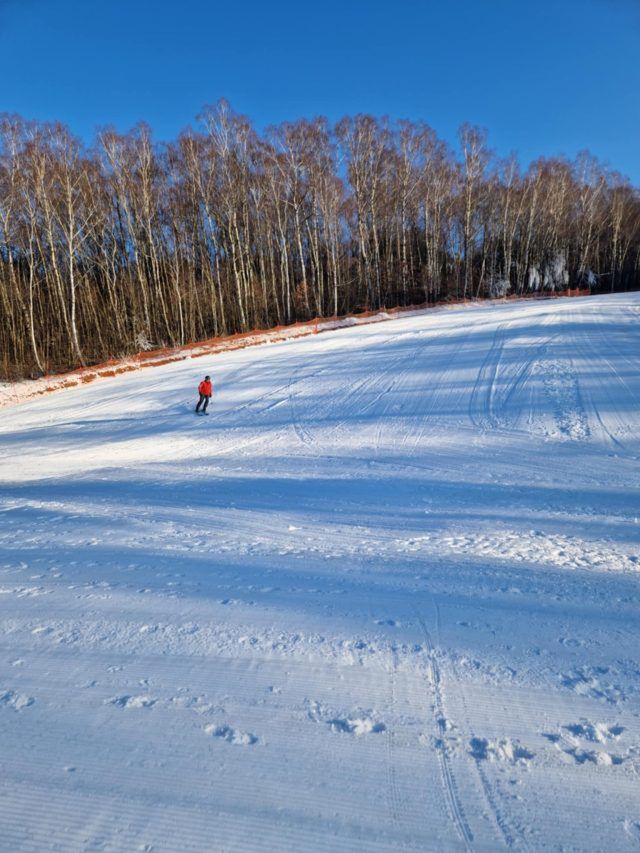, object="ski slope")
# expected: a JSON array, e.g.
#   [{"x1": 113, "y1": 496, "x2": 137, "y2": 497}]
[{"x1": 1, "y1": 293, "x2": 639, "y2": 852}]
